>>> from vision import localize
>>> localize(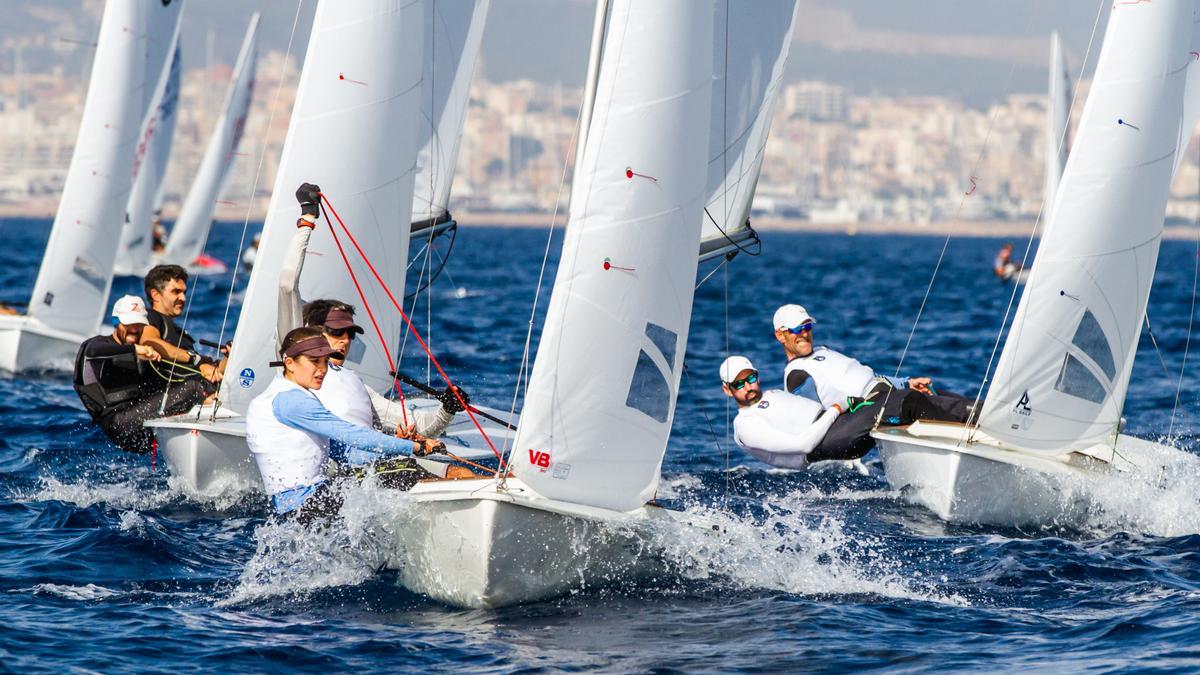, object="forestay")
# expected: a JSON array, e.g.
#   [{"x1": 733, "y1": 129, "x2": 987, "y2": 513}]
[
  {"x1": 1043, "y1": 31, "x2": 1071, "y2": 223},
  {"x1": 165, "y1": 13, "x2": 261, "y2": 266},
  {"x1": 220, "y1": 0, "x2": 424, "y2": 413},
  {"x1": 26, "y1": 0, "x2": 169, "y2": 336},
  {"x1": 118, "y1": 38, "x2": 183, "y2": 275},
  {"x1": 412, "y1": 0, "x2": 489, "y2": 225},
  {"x1": 978, "y1": 0, "x2": 1191, "y2": 452},
  {"x1": 699, "y1": 0, "x2": 798, "y2": 263},
  {"x1": 510, "y1": 0, "x2": 714, "y2": 512}
]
